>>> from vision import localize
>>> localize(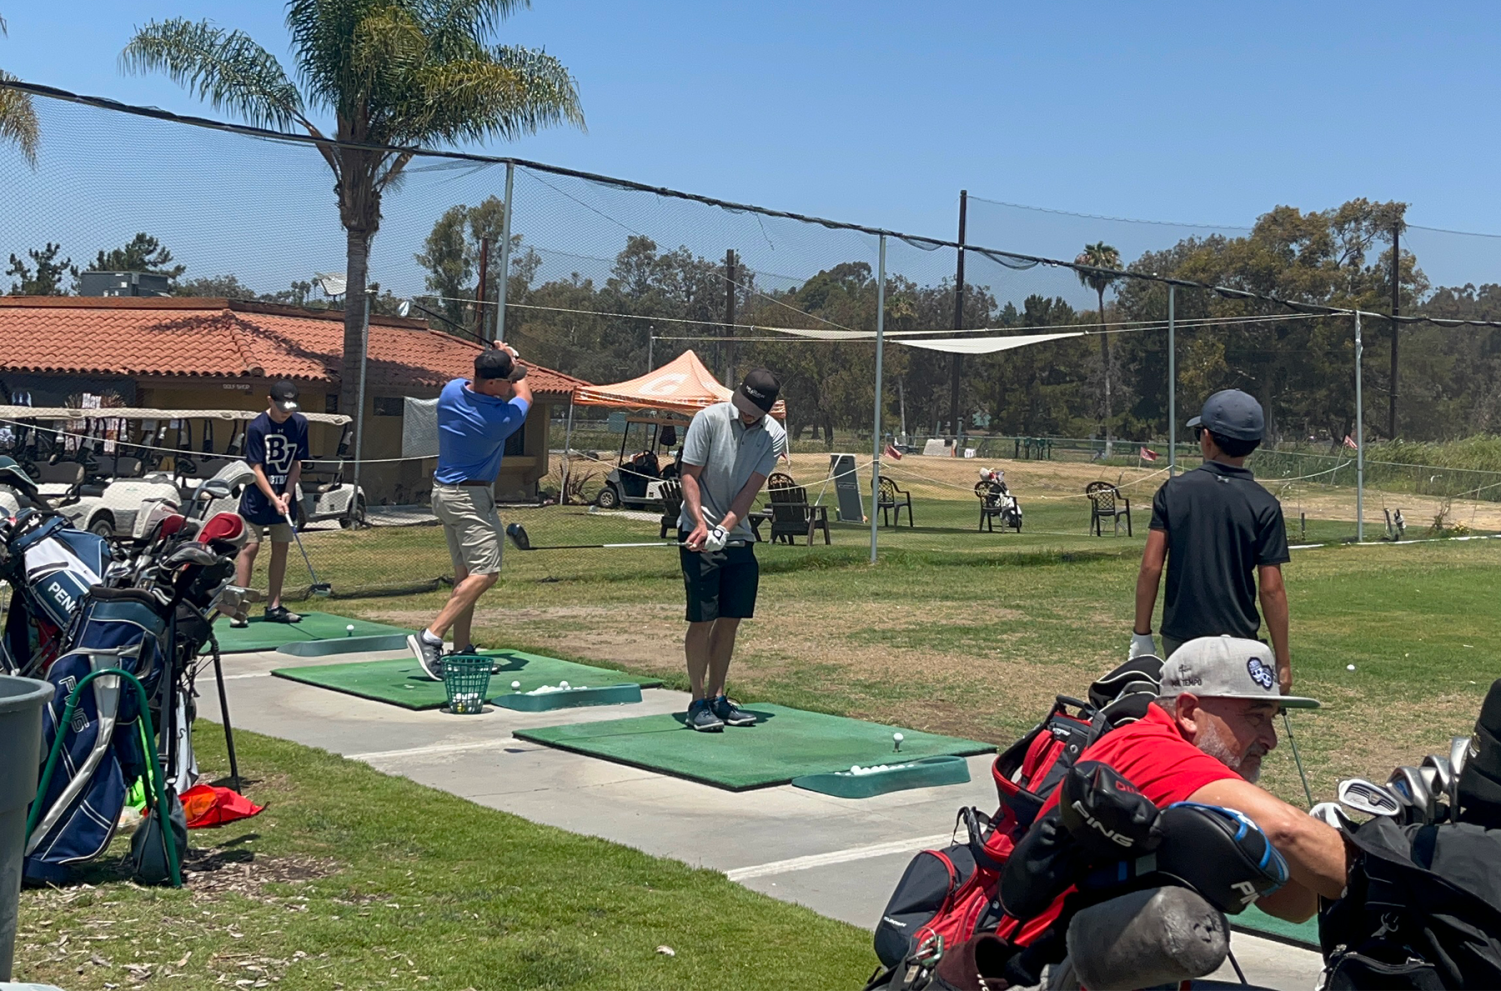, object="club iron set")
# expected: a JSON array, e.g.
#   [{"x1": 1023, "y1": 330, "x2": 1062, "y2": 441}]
[
  {"x1": 1389, "y1": 766, "x2": 1433, "y2": 824},
  {"x1": 1337, "y1": 777, "x2": 1403, "y2": 818},
  {"x1": 1450, "y1": 736, "x2": 1472, "y2": 818},
  {"x1": 283, "y1": 508, "x2": 332, "y2": 596},
  {"x1": 1420, "y1": 755, "x2": 1453, "y2": 821}
]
